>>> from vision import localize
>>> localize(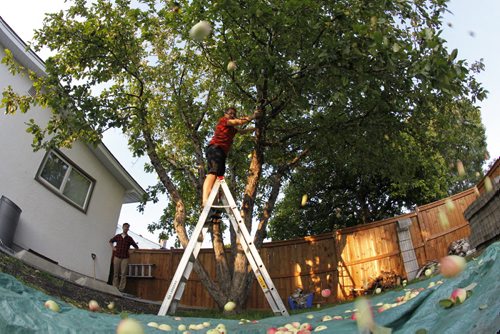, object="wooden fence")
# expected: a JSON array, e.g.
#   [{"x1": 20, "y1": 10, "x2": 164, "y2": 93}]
[{"x1": 125, "y1": 160, "x2": 498, "y2": 309}]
